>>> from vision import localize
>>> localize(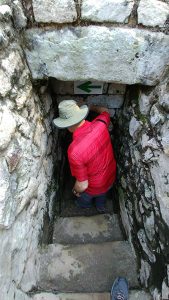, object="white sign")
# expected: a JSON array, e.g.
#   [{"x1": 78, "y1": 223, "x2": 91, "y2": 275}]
[{"x1": 74, "y1": 81, "x2": 103, "y2": 95}]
